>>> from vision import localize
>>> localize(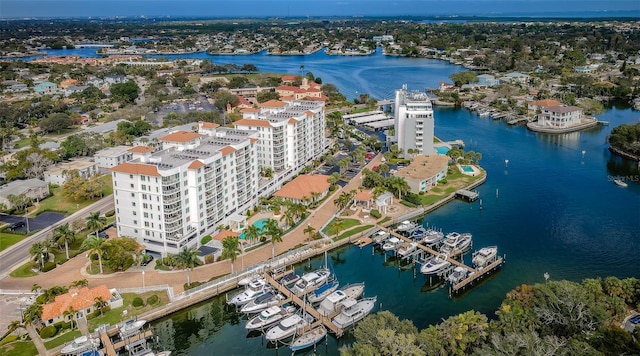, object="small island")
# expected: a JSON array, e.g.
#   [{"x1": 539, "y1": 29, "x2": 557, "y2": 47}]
[{"x1": 609, "y1": 123, "x2": 640, "y2": 161}]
